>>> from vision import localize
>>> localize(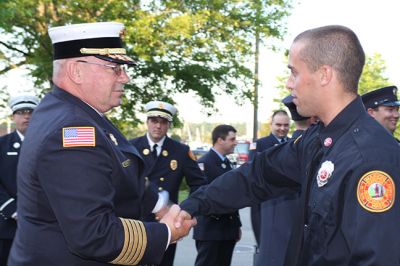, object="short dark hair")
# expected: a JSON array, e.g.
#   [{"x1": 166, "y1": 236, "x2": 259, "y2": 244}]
[
  {"x1": 294, "y1": 25, "x2": 365, "y2": 94},
  {"x1": 272, "y1": 110, "x2": 289, "y2": 120},
  {"x1": 212, "y1": 124, "x2": 237, "y2": 145}
]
